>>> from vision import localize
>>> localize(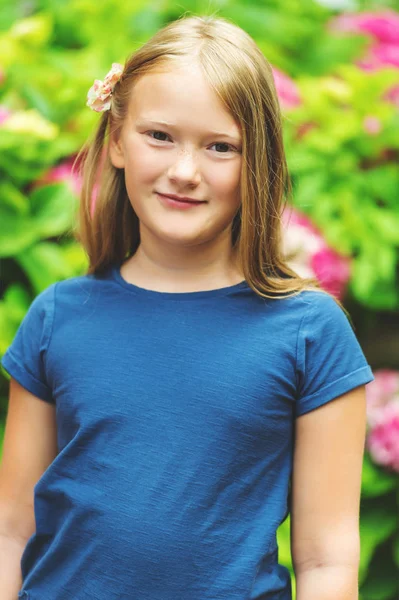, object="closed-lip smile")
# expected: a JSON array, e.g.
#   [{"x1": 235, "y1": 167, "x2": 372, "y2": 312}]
[{"x1": 157, "y1": 192, "x2": 205, "y2": 203}]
